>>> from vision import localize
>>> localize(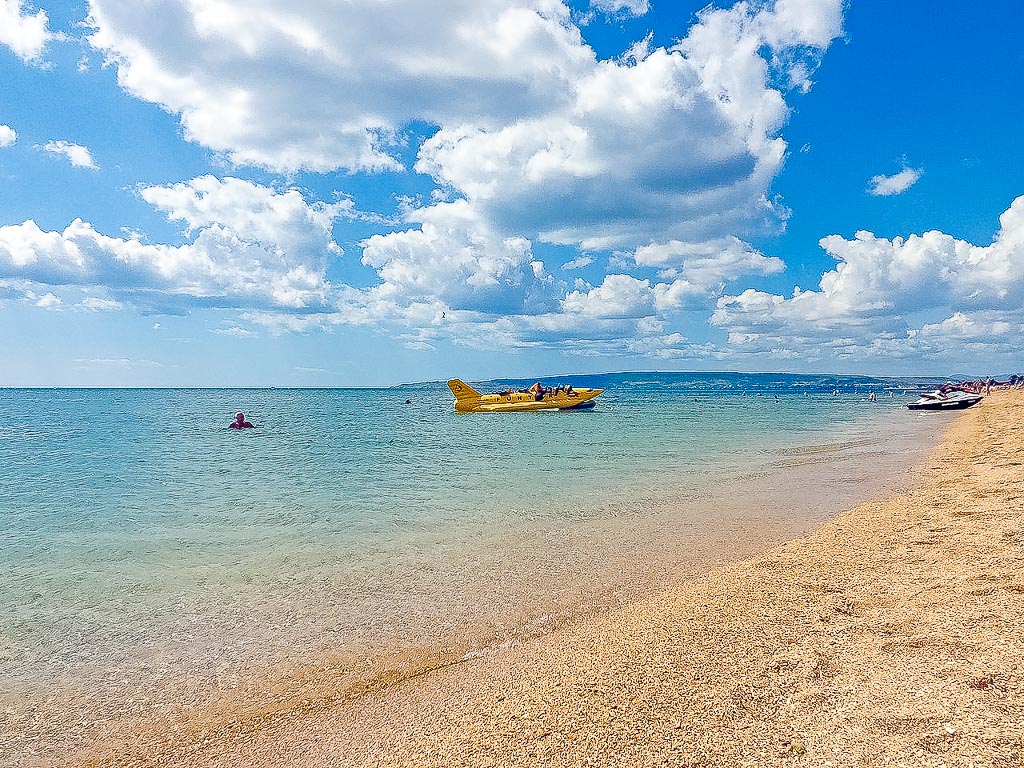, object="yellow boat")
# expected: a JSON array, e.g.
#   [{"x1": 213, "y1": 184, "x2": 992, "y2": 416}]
[{"x1": 447, "y1": 379, "x2": 603, "y2": 413}]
